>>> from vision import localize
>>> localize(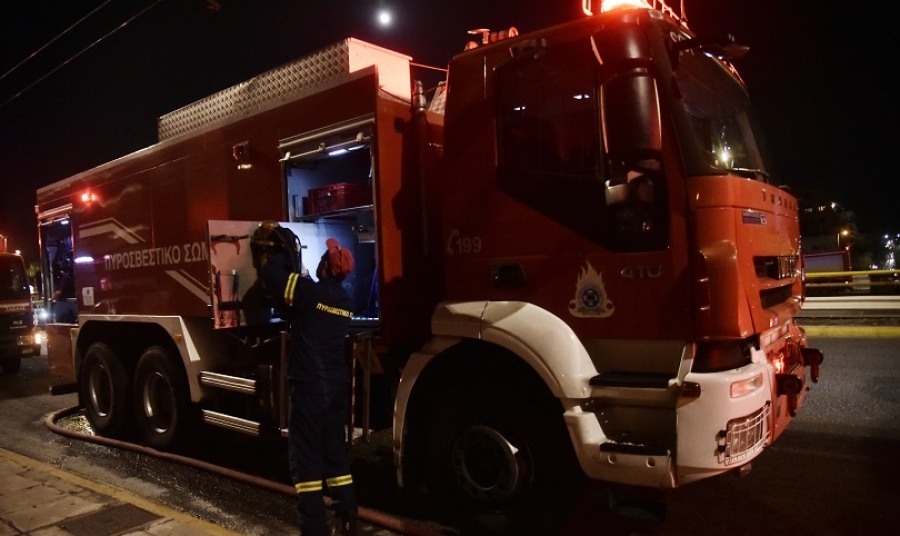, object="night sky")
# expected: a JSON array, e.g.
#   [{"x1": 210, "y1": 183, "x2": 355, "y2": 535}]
[{"x1": 1, "y1": 0, "x2": 895, "y2": 262}]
